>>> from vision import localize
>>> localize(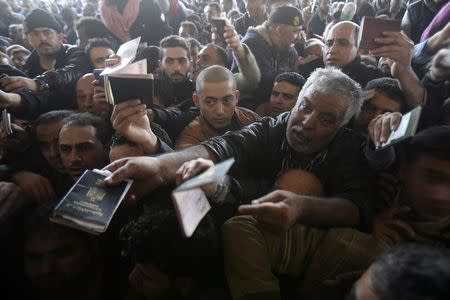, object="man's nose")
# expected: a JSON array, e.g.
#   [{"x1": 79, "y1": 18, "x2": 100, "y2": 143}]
[
  {"x1": 69, "y1": 149, "x2": 82, "y2": 162},
  {"x1": 173, "y1": 61, "x2": 181, "y2": 71},
  {"x1": 216, "y1": 102, "x2": 226, "y2": 114},
  {"x1": 302, "y1": 113, "x2": 317, "y2": 129},
  {"x1": 328, "y1": 41, "x2": 337, "y2": 53},
  {"x1": 273, "y1": 93, "x2": 284, "y2": 104}
]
